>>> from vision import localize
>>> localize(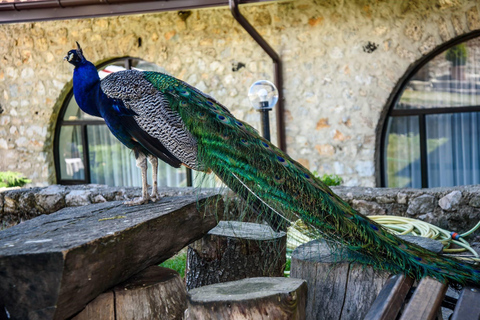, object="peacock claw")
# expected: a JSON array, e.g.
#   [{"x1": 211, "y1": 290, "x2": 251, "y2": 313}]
[{"x1": 124, "y1": 197, "x2": 150, "y2": 206}]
